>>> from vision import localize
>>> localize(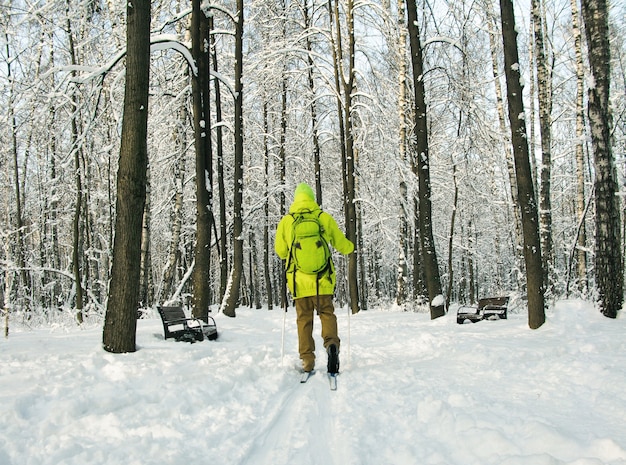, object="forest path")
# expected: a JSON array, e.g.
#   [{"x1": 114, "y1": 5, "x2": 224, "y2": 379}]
[{"x1": 236, "y1": 369, "x2": 349, "y2": 465}]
